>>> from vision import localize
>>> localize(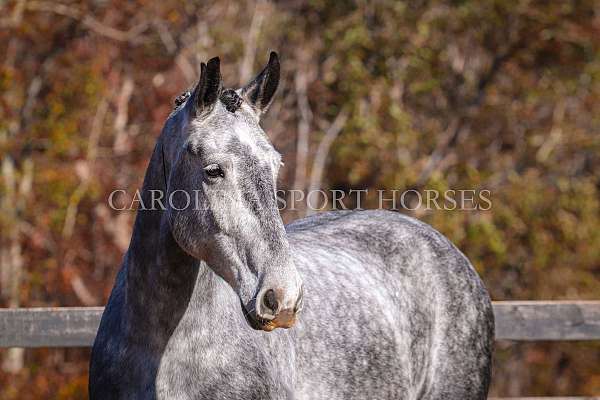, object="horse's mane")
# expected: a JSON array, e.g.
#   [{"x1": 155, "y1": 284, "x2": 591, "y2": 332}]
[
  {"x1": 172, "y1": 88, "x2": 242, "y2": 113},
  {"x1": 173, "y1": 90, "x2": 192, "y2": 111}
]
